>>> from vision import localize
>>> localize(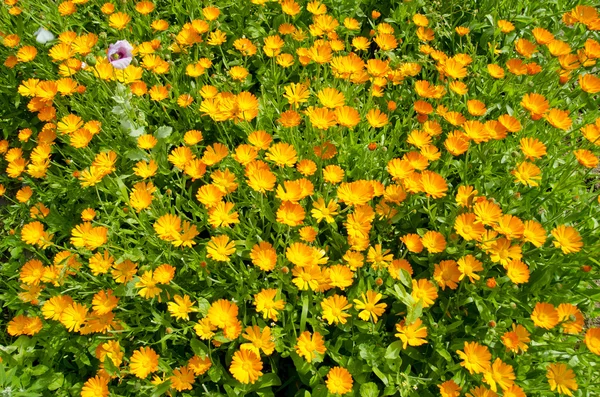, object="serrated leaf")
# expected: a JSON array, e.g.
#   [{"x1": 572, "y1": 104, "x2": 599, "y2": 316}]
[
  {"x1": 156, "y1": 126, "x2": 173, "y2": 139},
  {"x1": 360, "y1": 382, "x2": 379, "y2": 397}
]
